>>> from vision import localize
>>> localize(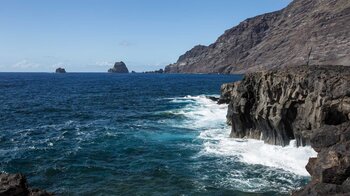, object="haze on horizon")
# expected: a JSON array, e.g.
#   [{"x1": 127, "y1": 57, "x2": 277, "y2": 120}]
[{"x1": 0, "y1": 0, "x2": 291, "y2": 72}]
